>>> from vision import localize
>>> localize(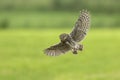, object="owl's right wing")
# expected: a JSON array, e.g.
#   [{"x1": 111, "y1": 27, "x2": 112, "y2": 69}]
[
  {"x1": 70, "y1": 10, "x2": 90, "y2": 42},
  {"x1": 44, "y1": 42, "x2": 71, "y2": 56}
]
